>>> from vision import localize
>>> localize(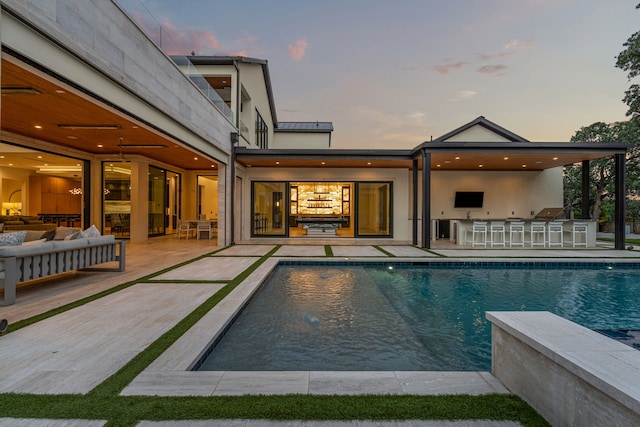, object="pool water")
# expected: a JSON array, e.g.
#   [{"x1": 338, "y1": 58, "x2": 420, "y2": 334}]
[{"x1": 197, "y1": 263, "x2": 640, "y2": 371}]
